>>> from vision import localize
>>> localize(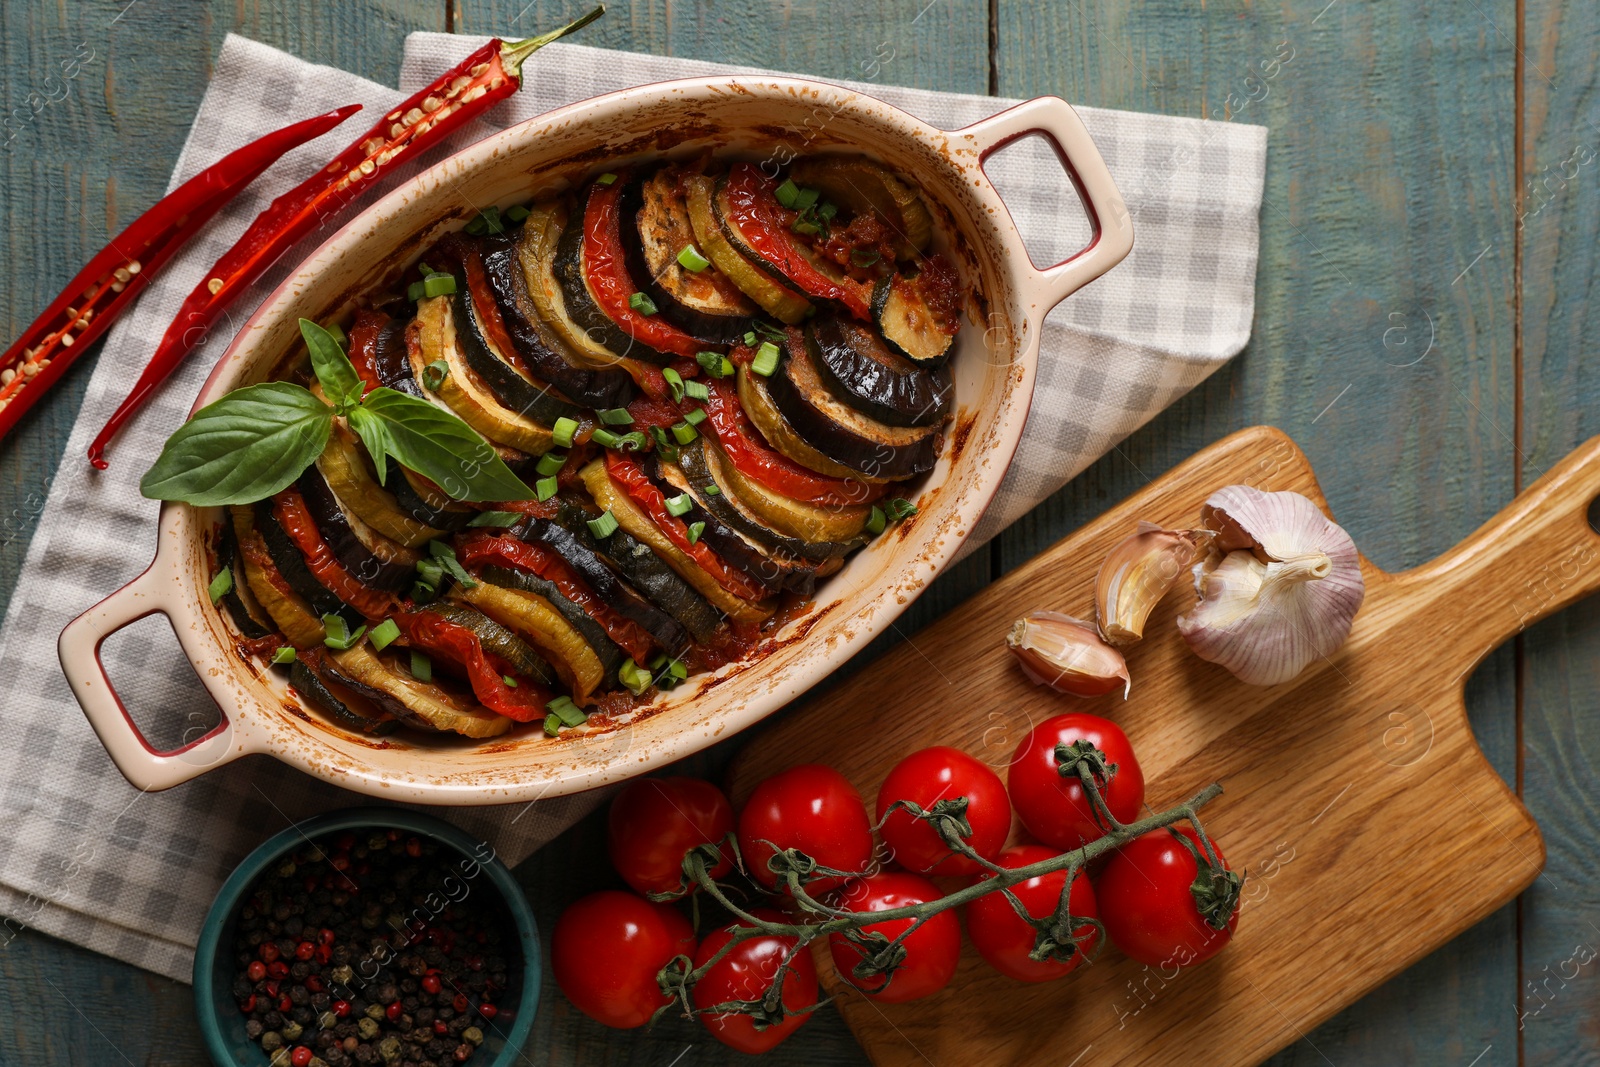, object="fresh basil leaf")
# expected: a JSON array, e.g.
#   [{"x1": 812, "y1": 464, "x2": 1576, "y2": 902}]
[
  {"x1": 300, "y1": 318, "x2": 363, "y2": 411},
  {"x1": 140, "y1": 382, "x2": 332, "y2": 506},
  {"x1": 346, "y1": 406, "x2": 391, "y2": 486},
  {"x1": 357, "y1": 387, "x2": 533, "y2": 501}
]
